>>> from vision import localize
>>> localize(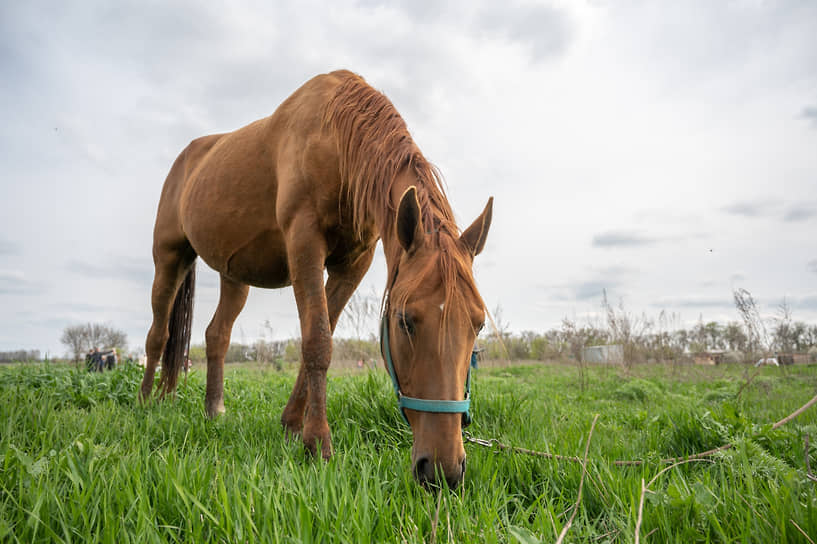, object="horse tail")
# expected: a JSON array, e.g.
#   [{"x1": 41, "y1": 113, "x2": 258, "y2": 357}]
[{"x1": 157, "y1": 264, "x2": 196, "y2": 398}]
